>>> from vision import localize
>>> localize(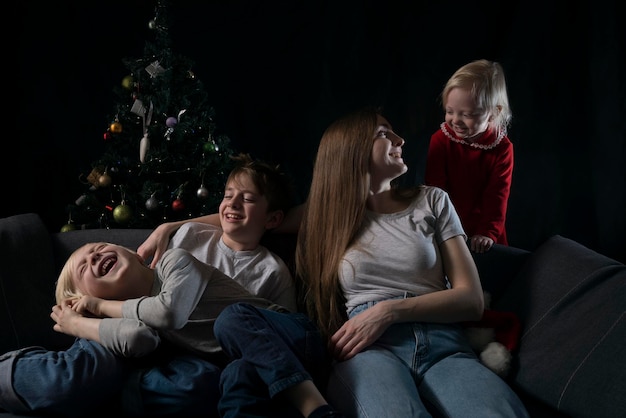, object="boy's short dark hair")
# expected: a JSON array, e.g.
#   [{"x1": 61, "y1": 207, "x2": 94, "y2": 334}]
[{"x1": 227, "y1": 153, "x2": 295, "y2": 213}]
